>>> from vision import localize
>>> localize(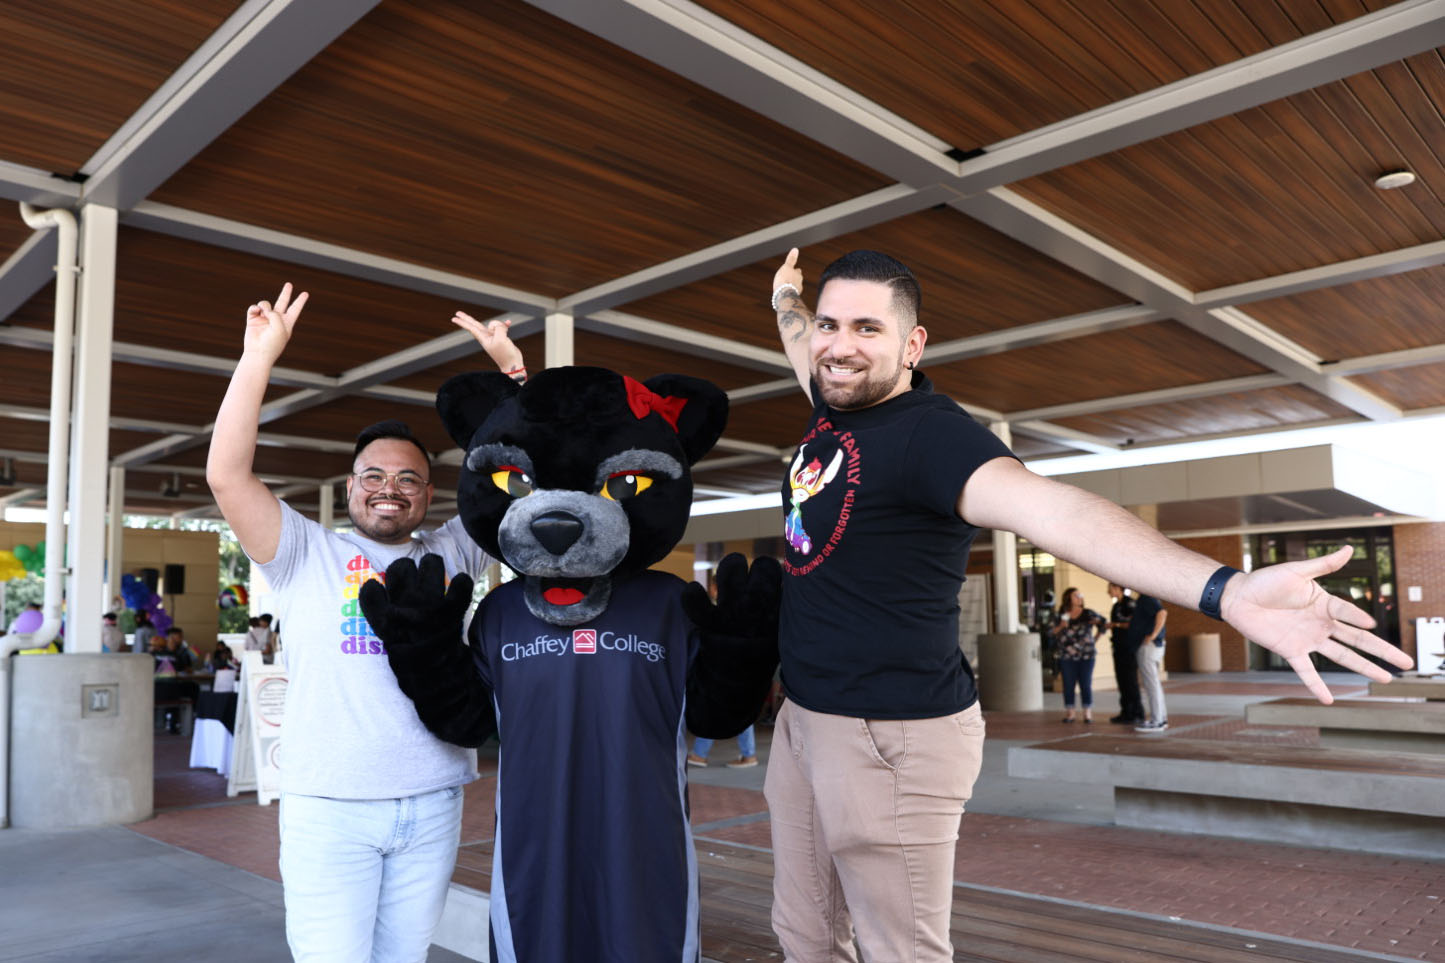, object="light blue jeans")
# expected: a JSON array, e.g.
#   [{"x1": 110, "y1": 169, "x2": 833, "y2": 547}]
[
  {"x1": 693, "y1": 724, "x2": 756, "y2": 760},
  {"x1": 279, "y1": 787, "x2": 464, "y2": 963}
]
